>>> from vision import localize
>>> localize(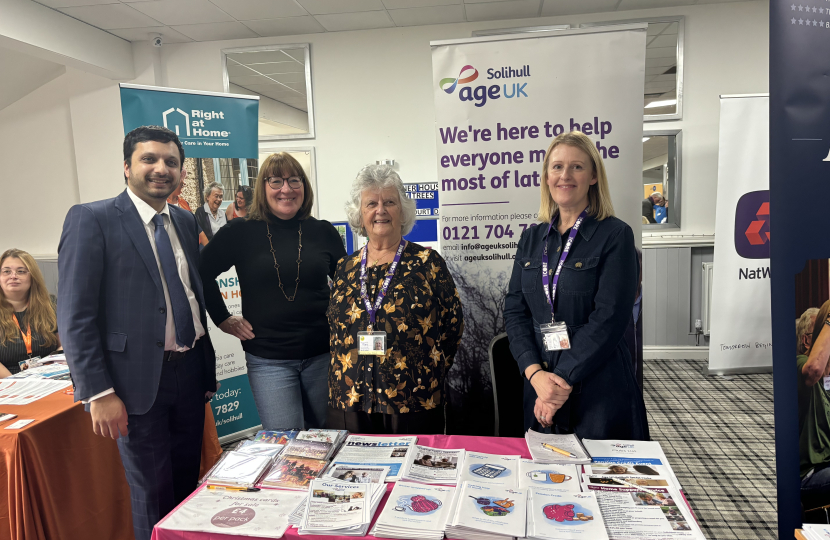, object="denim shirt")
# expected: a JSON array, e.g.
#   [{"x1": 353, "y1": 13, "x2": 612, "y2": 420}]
[{"x1": 504, "y1": 214, "x2": 649, "y2": 440}]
